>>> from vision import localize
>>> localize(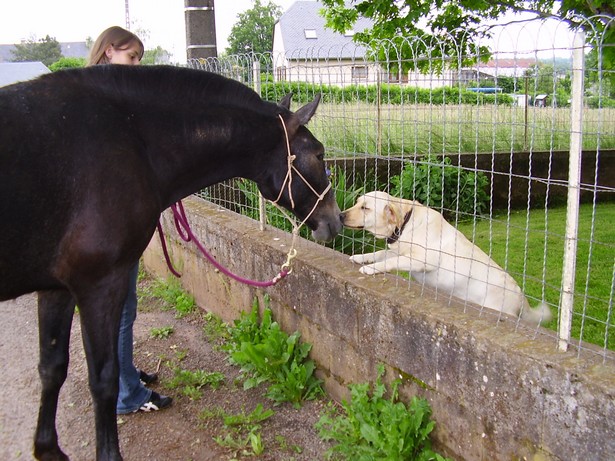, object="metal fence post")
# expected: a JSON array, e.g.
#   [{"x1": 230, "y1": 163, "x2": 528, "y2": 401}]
[
  {"x1": 558, "y1": 30, "x2": 585, "y2": 352},
  {"x1": 253, "y1": 59, "x2": 267, "y2": 231}
]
